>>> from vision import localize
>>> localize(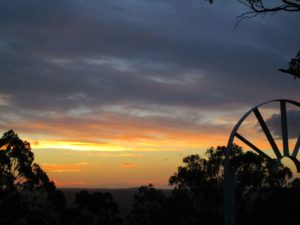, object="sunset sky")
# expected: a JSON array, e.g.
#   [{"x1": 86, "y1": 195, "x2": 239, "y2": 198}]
[{"x1": 0, "y1": 0, "x2": 299, "y2": 188}]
